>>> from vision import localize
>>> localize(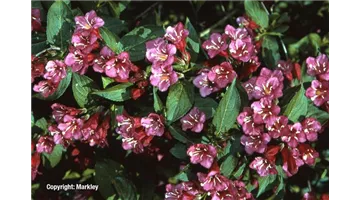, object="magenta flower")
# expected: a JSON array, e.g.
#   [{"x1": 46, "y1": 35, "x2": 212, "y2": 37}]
[
  {"x1": 197, "y1": 170, "x2": 229, "y2": 191},
  {"x1": 31, "y1": 55, "x2": 45, "y2": 83},
  {"x1": 82, "y1": 114, "x2": 109, "y2": 147},
  {"x1": 164, "y1": 22, "x2": 189, "y2": 52},
  {"x1": 301, "y1": 118, "x2": 322, "y2": 141},
  {"x1": 306, "y1": 54, "x2": 329, "y2": 81},
  {"x1": 237, "y1": 107, "x2": 264, "y2": 136},
  {"x1": 281, "y1": 123, "x2": 306, "y2": 148},
  {"x1": 210, "y1": 182, "x2": 239, "y2": 200},
  {"x1": 104, "y1": 52, "x2": 133, "y2": 81},
  {"x1": 266, "y1": 116, "x2": 290, "y2": 139},
  {"x1": 51, "y1": 103, "x2": 82, "y2": 123},
  {"x1": 180, "y1": 107, "x2": 206, "y2": 133},
  {"x1": 207, "y1": 62, "x2": 237, "y2": 88},
  {"x1": 36, "y1": 136, "x2": 55, "y2": 154},
  {"x1": 93, "y1": 46, "x2": 115, "y2": 73},
  {"x1": 241, "y1": 133, "x2": 271, "y2": 155},
  {"x1": 233, "y1": 181, "x2": 254, "y2": 200},
  {"x1": 43, "y1": 60, "x2": 67, "y2": 83},
  {"x1": 71, "y1": 30, "x2": 98, "y2": 54},
  {"x1": 165, "y1": 182, "x2": 202, "y2": 200},
  {"x1": 251, "y1": 98, "x2": 280, "y2": 126},
  {"x1": 64, "y1": 48, "x2": 92, "y2": 75},
  {"x1": 187, "y1": 144, "x2": 217, "y2": 169},
  {"x1": 277, "y1": 60, "x2": 293, "y2": 75},
  {"x1": 305, "y1": 80, "x2": 329, "y2": 107},
  {"x1": 193, "y1": 68, "x2": 220, "y2": 97},
  {"x1": 75, "y1": 10, "x2": 104, "y2": 31},
  {"x1": 201, "y1": 33, "x2": 228, "y2": 58},
  {"x1": 57, "y1": 115, "x2": 84, "y2": 140},
  {"x1": 146, "y1": 38, "x2": 177, "y2": 68},
  {"x1": 150, "y1": 65, "x2": 178, "y2": 92},
  {"x1": 281, "y1": 147, "x2": 304, "y2": 177},
  {"x1": 253, "y1": 68, "x2": 284, "y2": 100},
  {"x1": 224, "y1": 24, "x2": 251, "y2": 42},
  {"x1": 116, "y1": 115, "x2": 135, "y2": 136},
  {"x1": 242, "y1": 77, "x2": 257, "y2": 100},
  {"x1": 249, "y1": 157, "x2": 277, "y2": 177},
  {"x1": 33, "y1": 80, "x2": 58, "y2": 98},
  {"x1": 229, "y1": 39, "x2": 254, "y2": 62},
  {"x1": 31, "y1": 8, "x2": 42, "y2": 32},
  {"x1": 141, "y1": 113, "x2": 165, "y2": 137},
  {"x1": 298, "y1": 144, "x2": 319, "y2": 166}
]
